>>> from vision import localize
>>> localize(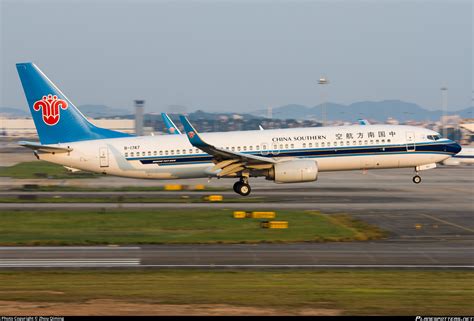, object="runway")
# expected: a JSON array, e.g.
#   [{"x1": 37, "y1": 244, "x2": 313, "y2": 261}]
[
  {"x1": 0, "y1": 167, "x2": 472, "y2": 269},
  {"x1": 1, "y1": 241, "x2": 472, "y2": 268}
]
